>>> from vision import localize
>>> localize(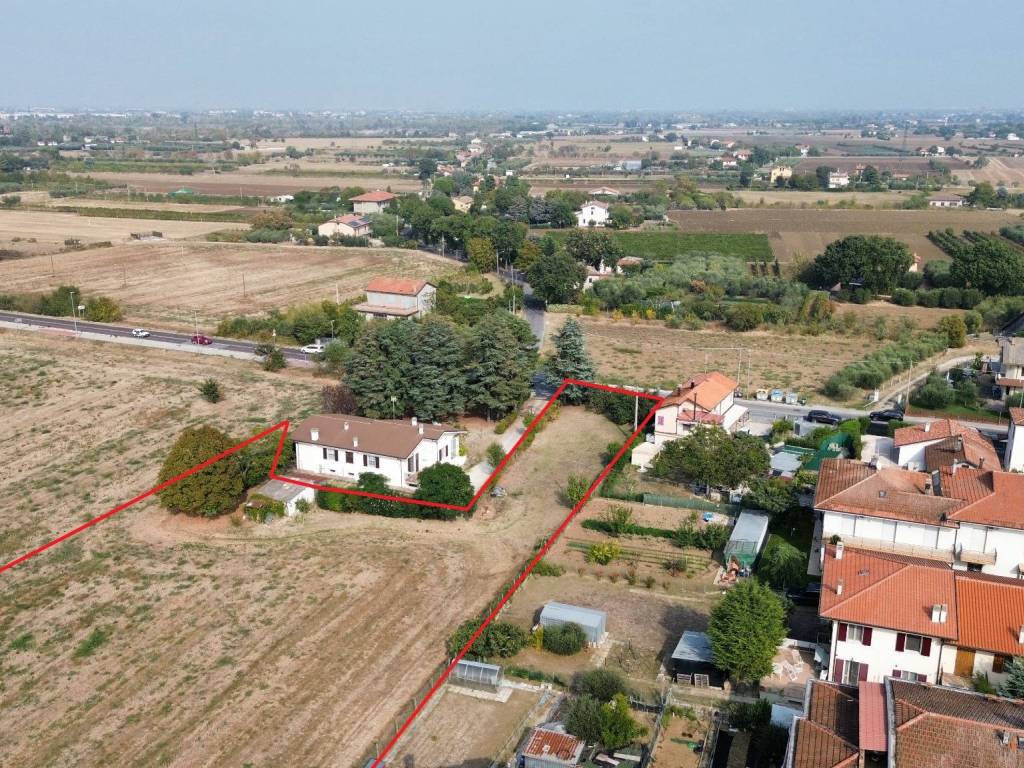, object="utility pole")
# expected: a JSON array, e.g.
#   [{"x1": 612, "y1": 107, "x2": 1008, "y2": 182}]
[
  {"x1": 242, "y1": 273, "x2": 247, "y2": 298},
  {"x1": 335, "y1": 282, "x2": 340, "y2": 305},
  {"x1": 193, "y1": 309, "x2": 199, "y2": 337},
  {"x1": 70, "y1": 291, "x2": 78, "y2": 334},
  {"x1": 49, "y1": 253, "x2": 55, "y2": 276},
  {"x1": 122, "y1": 263, "x2": 127, "y2": 288}
]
